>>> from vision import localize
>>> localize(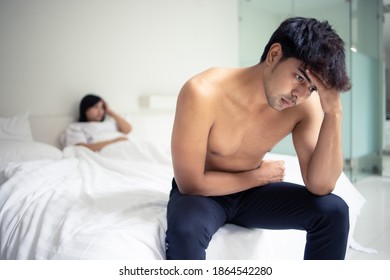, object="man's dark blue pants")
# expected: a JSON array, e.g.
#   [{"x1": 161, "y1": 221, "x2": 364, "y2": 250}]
[{"x1": 165, "y1": 178, "x2": 349, "y2": 260}]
